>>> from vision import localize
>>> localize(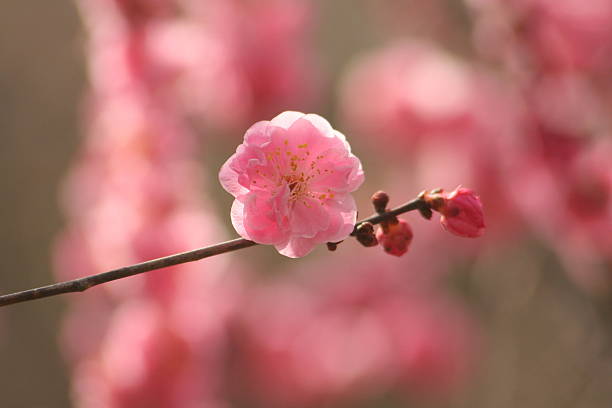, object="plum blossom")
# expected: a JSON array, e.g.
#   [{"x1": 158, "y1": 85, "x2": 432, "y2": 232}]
[
  {"x1": 339, "y1": 41, "x2": 479, "y2": 151},
  {"x1": 220, "y1": 111, "x2": 364, "y2": 258}
]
